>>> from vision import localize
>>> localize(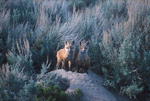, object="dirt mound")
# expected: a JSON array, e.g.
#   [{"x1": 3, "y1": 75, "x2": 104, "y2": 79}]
[{"x1": 51, "y1": 69, "x2": 129, "y2": 101}]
